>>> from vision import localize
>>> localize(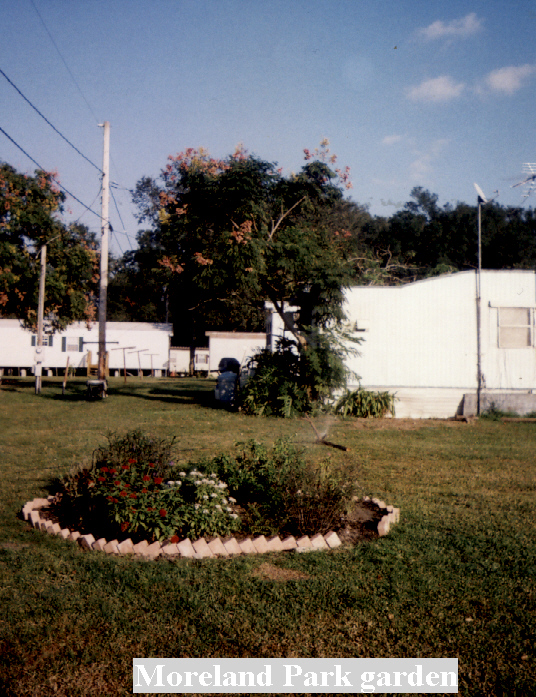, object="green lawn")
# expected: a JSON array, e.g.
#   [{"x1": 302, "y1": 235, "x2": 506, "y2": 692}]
[{"x1": 0, "y1": 377, "x2": 535, "y2": 696}]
